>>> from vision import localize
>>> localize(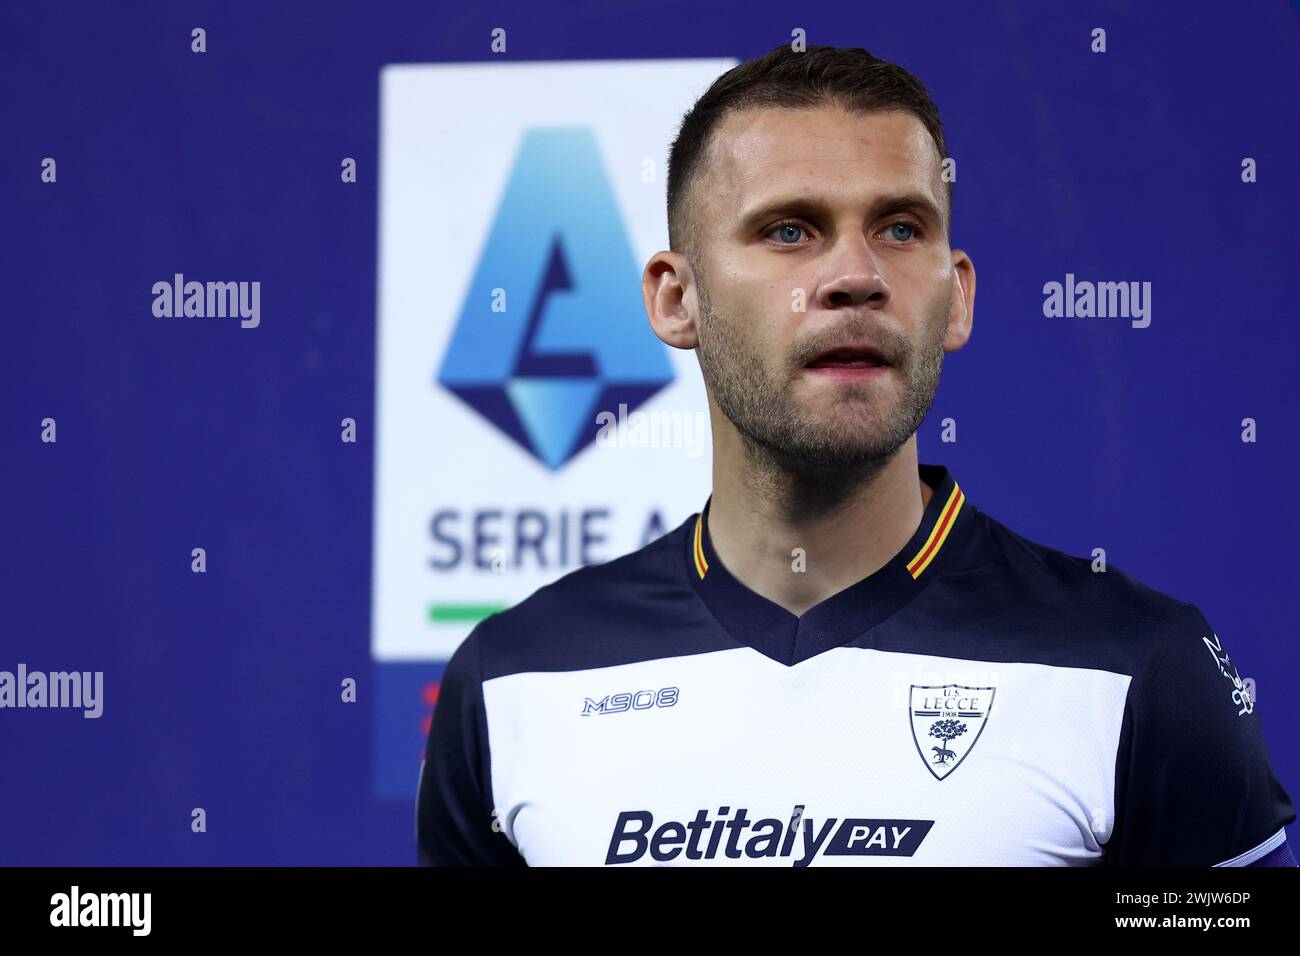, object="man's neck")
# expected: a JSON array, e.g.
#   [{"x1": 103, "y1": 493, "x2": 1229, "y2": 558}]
[{"x1": 706, "y1": 439, "x2": 931, "y2": 617}]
